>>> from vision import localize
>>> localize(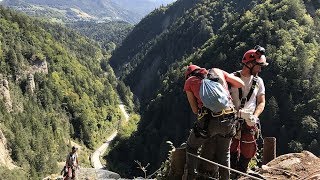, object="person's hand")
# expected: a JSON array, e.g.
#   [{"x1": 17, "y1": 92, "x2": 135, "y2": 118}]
[
  {"x1": 246, "y1": 114, "x2": 258, "y2": 127},
  {"x1": 237, "y1": 109, "x2": 258, "y2": 126},
  {"x1": 237, "y1": 109, "x2": 251, "y2": 120}
]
